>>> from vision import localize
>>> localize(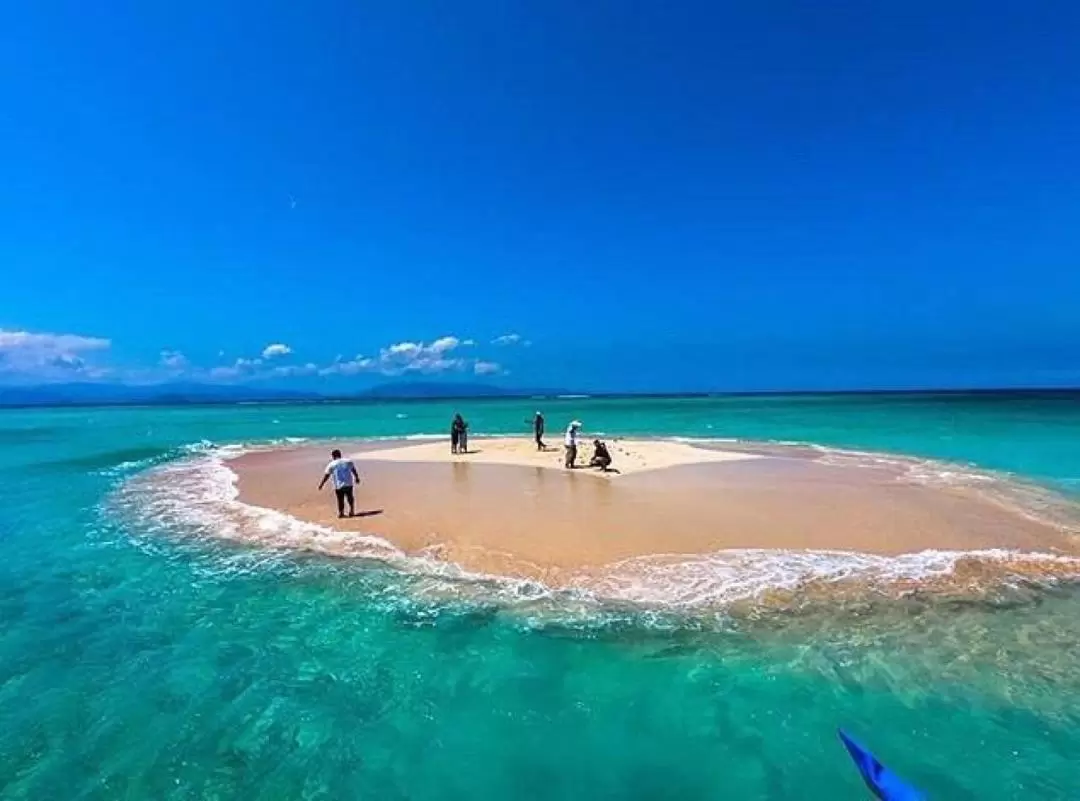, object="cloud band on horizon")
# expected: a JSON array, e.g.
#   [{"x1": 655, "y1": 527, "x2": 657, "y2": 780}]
[{"x1": 0, "y1": 328, "x2": 517, "y2": 384}]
